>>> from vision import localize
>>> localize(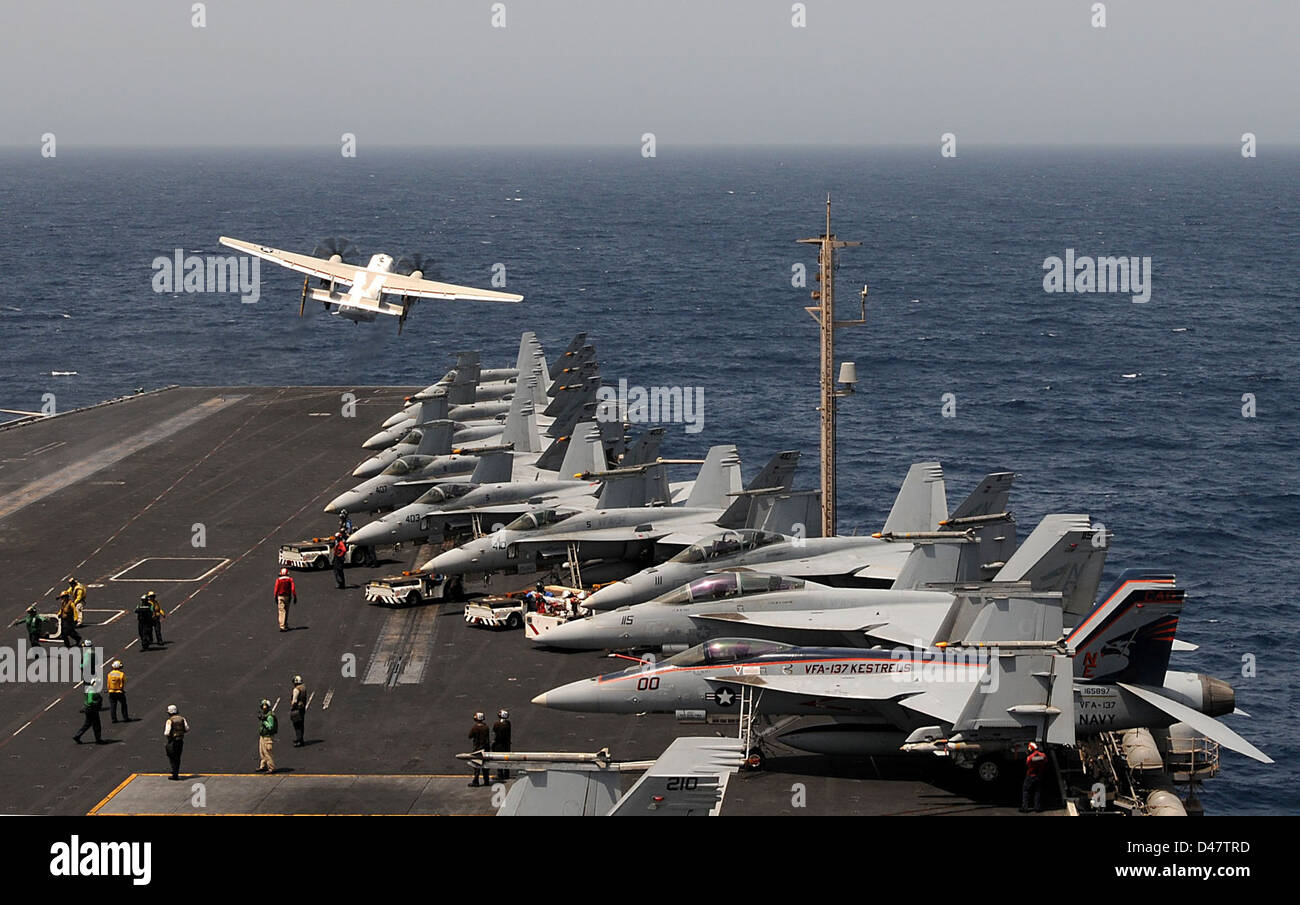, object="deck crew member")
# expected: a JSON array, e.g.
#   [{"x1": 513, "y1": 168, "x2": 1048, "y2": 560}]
[
  {"x1": 147, "y1": 591, "x2": 166, "y2": 644},
  {"x1": 57, "y1": 591, "x2": 82, "y2": 647},
  {"x1": 273, "y1": 568, "x2": 297, "y2": 632},
  {"x1": 135, "y1": 595, "x2": 156, "y2": 649},
  {"x1": 164, "y1": 705, "x2": 189, "y2": 781},
  {"x1": 468, "y1": 712, "x2": 490, "y2": 787},
  {"x1": 106, "y1": 660, "x2": 128, "y2": 722},
  {"x1": 67, "y1": 577, "x2": 87, "y2": 625},
  {"x1": 80, "y1": 639, "x2": 97, "y2": 684},
  {"x1": 492, "y1": 709, "x2": 512, "y2": 780},
  {"x1": 290, "y1": 675, "x2": 307, "y2": 746},
  {"x1": 332, "y1": 535, "x2": 348, "y2": 590},
  {"x1": 10, "y1": 604, "x2": 41, "y2": 647},
  {"x1": 257, "y1": 699, "x2": 278, "y2": 773},
  {"x1": 73, "y1": 678, "x2": 104, "y2": 744},
  {"x1": 1021, "y1": 741, "x2": 1049, "y2": 813}
]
